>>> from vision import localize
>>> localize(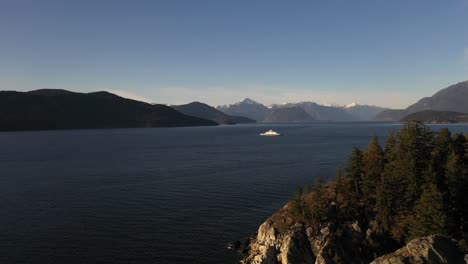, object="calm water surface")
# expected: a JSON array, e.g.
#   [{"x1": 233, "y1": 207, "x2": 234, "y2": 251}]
[{"x1": 1, "y1": 122, "x2": 467, "y2": 264}]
